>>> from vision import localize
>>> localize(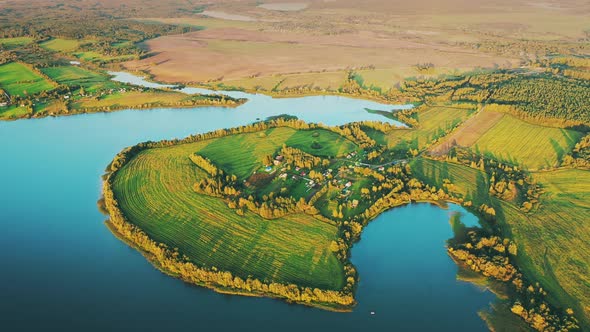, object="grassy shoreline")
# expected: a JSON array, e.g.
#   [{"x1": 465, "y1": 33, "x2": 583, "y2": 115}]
[
  {"x1": 99, "y1": 122, "x2": 487, "y2": 312},
  {"x1": 0, "y1": 94, "x2": 247, "y2": 122},
  {"x1": 103, "y1": 218, "x2": 352, "y2": 312},
  {"x1": 102, "y1": 164, "x2": 467, "y2": 312}
]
